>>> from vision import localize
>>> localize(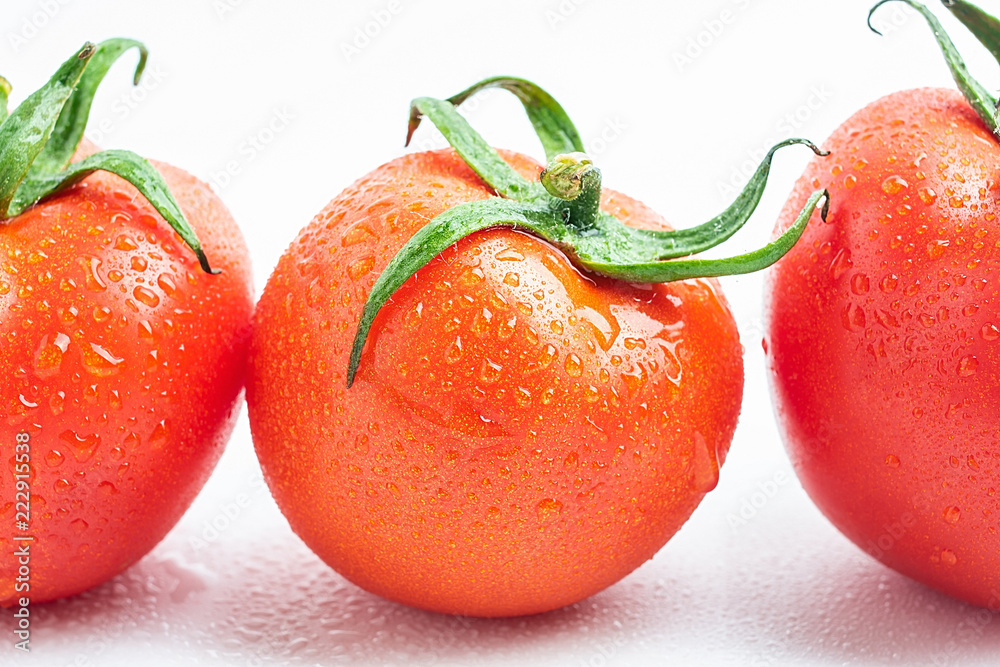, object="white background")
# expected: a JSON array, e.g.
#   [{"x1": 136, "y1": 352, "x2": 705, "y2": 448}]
[{"x1": 2, "y1": 0, "x2": 1000, "y2": 665}]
